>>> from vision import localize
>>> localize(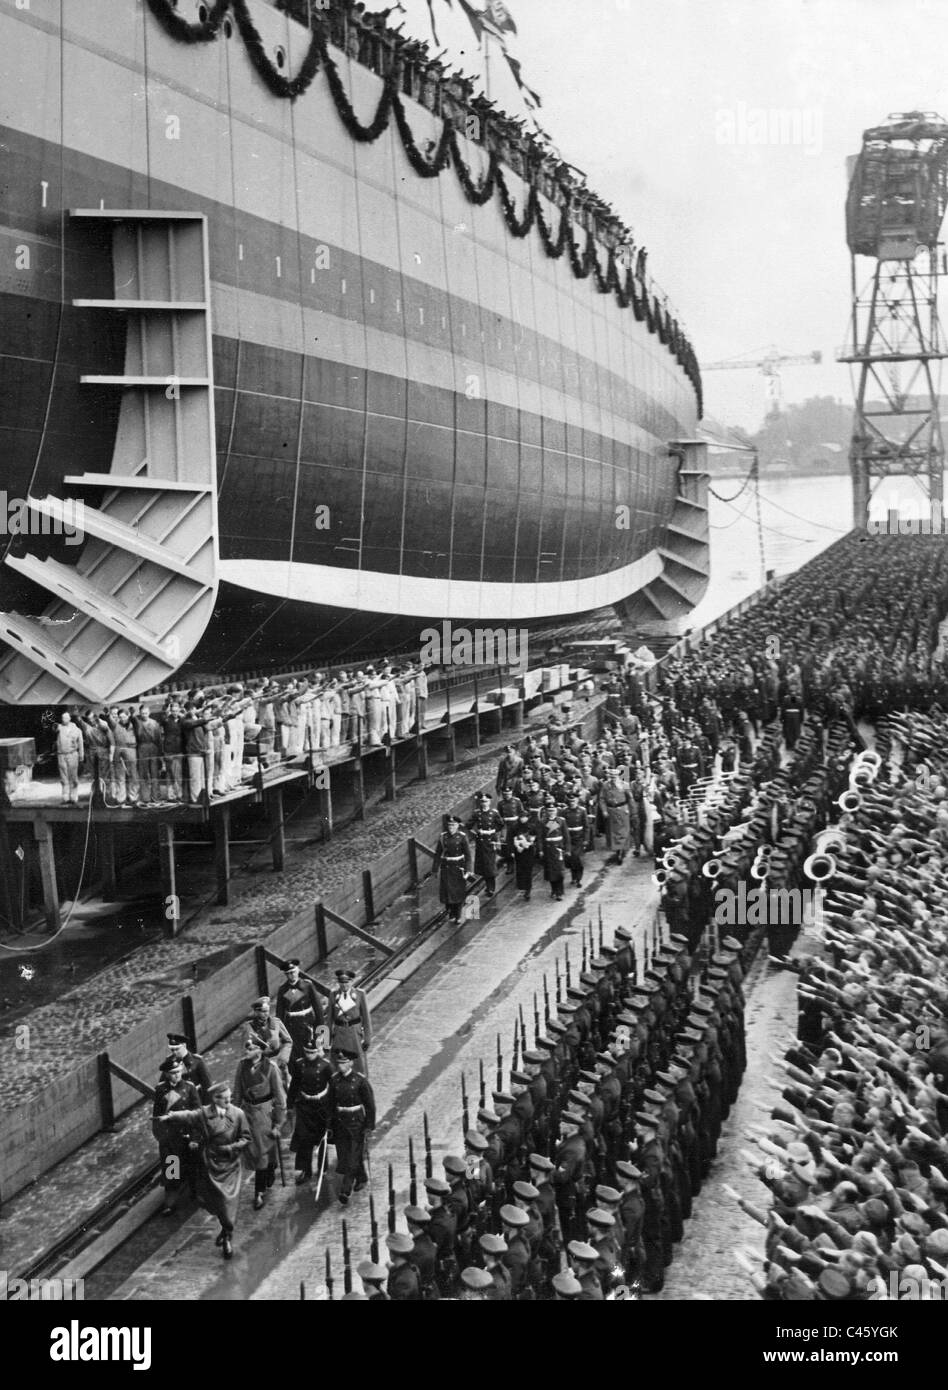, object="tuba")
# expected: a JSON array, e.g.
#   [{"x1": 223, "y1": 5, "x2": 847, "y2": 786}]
[
  {"x1": 815, "y1": 829, "x2": 847, "y2": 857},
  {"x1": 803, "y1": 852, "x2": 837, "y2": 882},
  {"x1": 701, "y1": 858, "x2": 723, "y2": 880},
  {"x1": 837, "y1": 790, "x2": 861, "y2": 814}
]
